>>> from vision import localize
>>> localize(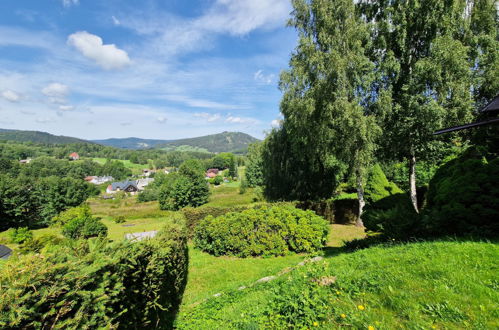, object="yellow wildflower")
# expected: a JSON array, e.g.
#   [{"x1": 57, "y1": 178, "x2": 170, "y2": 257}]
[
  {"x1": 368, "y1": 326, "x2": 375, "y2": 330},
  {"x1": 340, "y1": 314, "x2": 346, "y2": 319},
  {"x1": 313, "y1": 322, "x2": 319, "y2": 327},
  {"x1": 358, "y1": 305, "x2": 365, "y2": 311}
]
